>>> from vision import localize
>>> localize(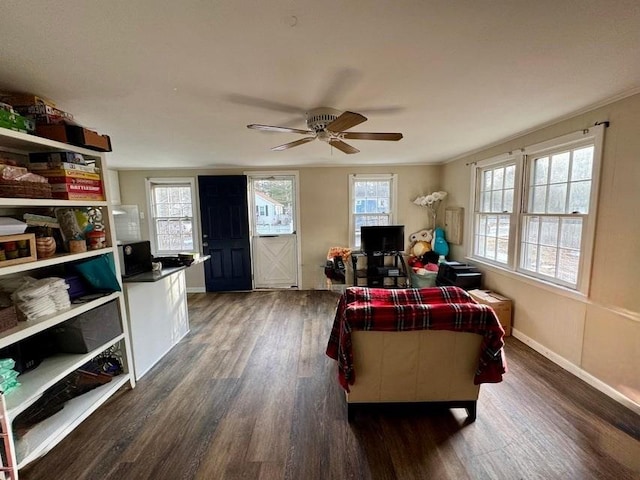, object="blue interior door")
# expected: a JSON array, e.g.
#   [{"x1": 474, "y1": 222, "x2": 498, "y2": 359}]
[{"x1": 198, "y1": 175, "x2": 252, "y2": 291}]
